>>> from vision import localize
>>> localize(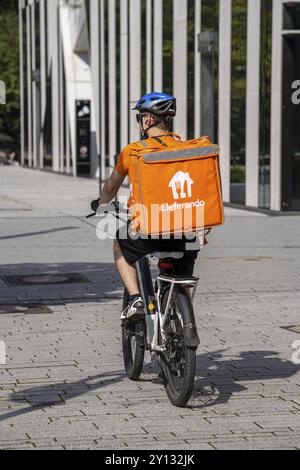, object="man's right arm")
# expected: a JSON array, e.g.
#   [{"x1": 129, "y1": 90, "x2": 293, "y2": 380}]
[
  {"x1": 93, "y1": 145, "x2": 130, "y2": 207},
  {"x1": 98, "y1": 170, "x2": 126, "y2": 205}
]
